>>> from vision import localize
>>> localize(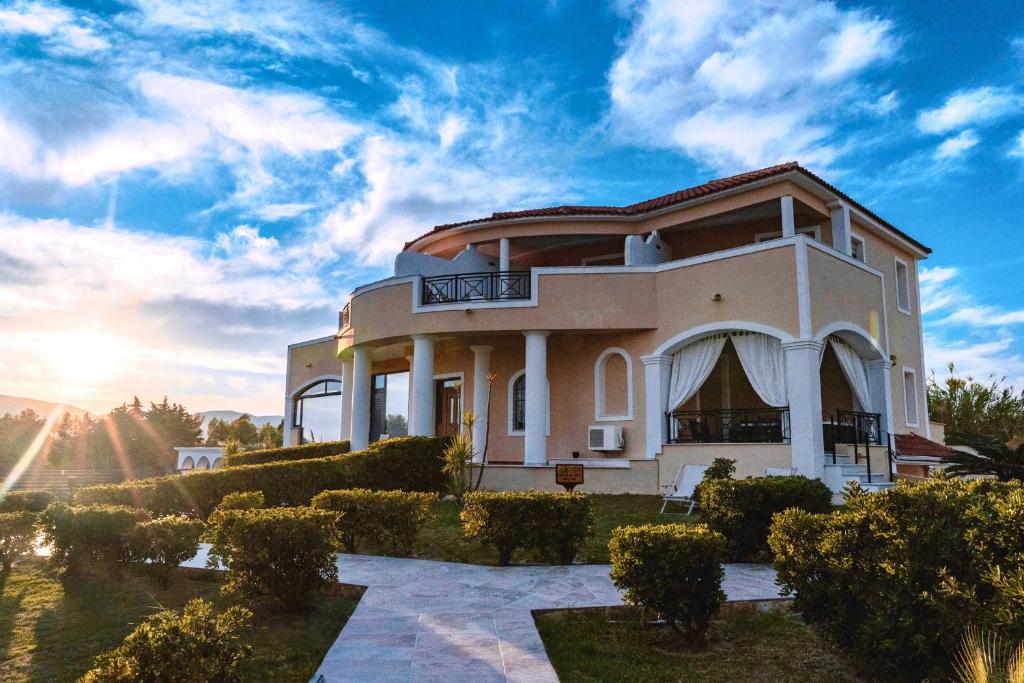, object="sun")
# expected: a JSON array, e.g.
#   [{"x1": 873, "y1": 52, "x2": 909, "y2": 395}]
[{"x1": 49, "y1": 331, "x2": 126, "y2": 387}]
